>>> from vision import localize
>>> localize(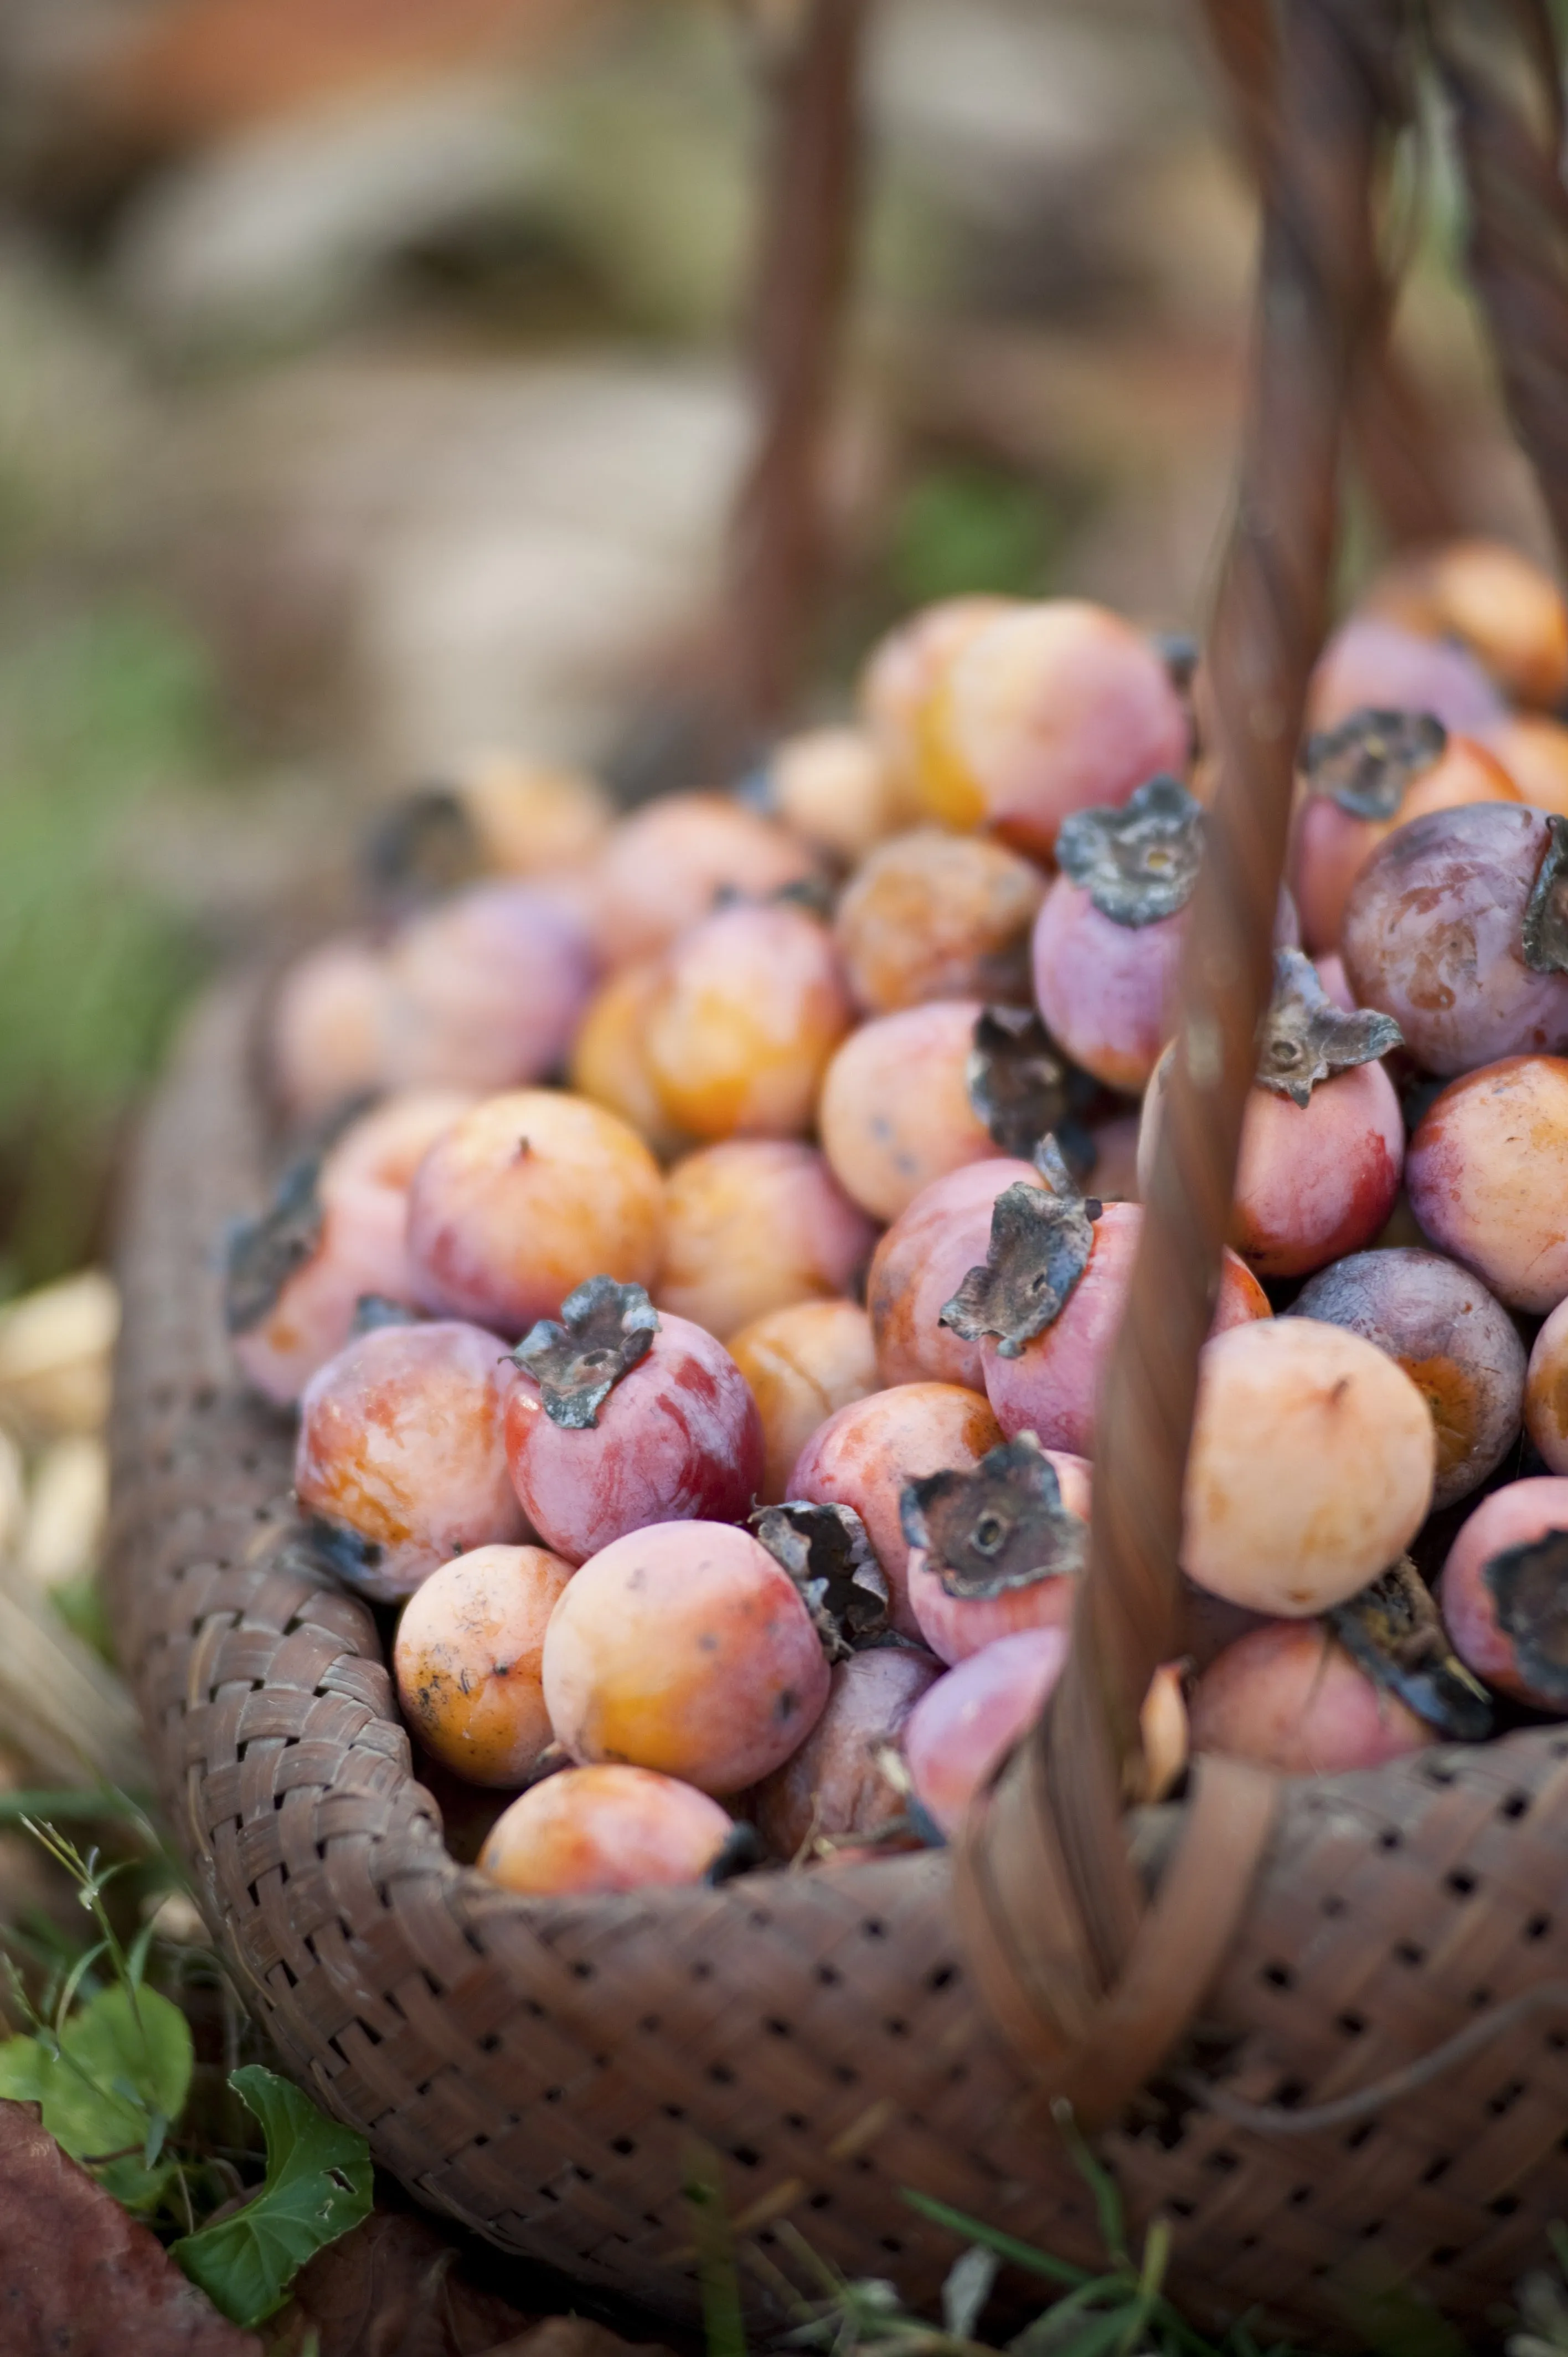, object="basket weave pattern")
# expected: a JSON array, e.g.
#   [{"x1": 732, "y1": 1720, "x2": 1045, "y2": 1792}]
[{"x1": 105, "y1": 980, "x2": 1568, "y2": 2349}]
